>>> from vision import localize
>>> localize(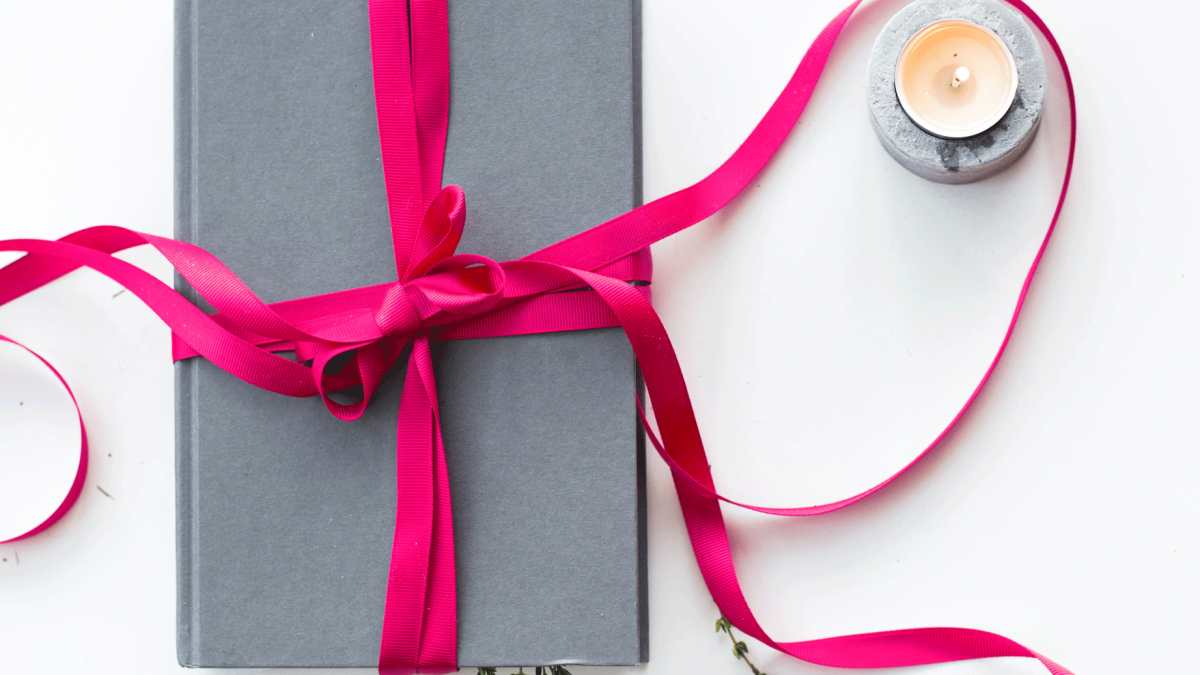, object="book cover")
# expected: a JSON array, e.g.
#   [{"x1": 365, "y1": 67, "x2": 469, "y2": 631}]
[{"x1": 175, "y1": 0, "x2": 646, "y2": 666}]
